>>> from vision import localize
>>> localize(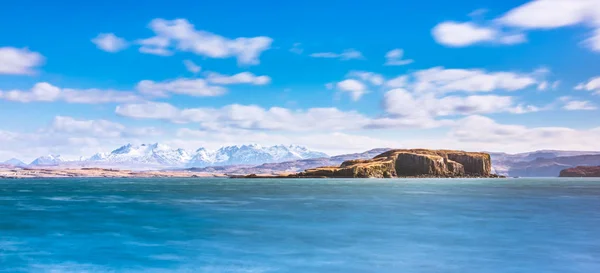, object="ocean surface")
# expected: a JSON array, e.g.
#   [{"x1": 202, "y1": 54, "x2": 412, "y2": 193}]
[{"x1": 1, "y1": 178, "x2": 600, "y2": 273}]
